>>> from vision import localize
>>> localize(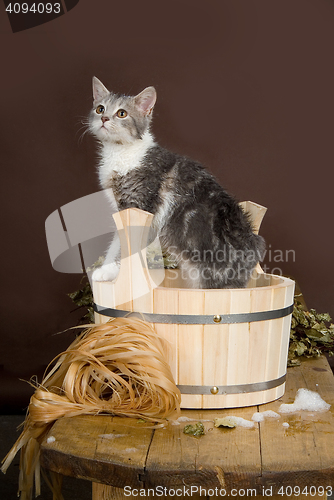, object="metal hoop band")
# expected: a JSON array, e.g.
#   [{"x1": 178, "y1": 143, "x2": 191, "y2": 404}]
[
  {"x1": 93, "y1": 303, "x2": 294, "y2": 325},
  {"x1": 177, "y1": 375, "x2": 286, "y2": 395}
]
